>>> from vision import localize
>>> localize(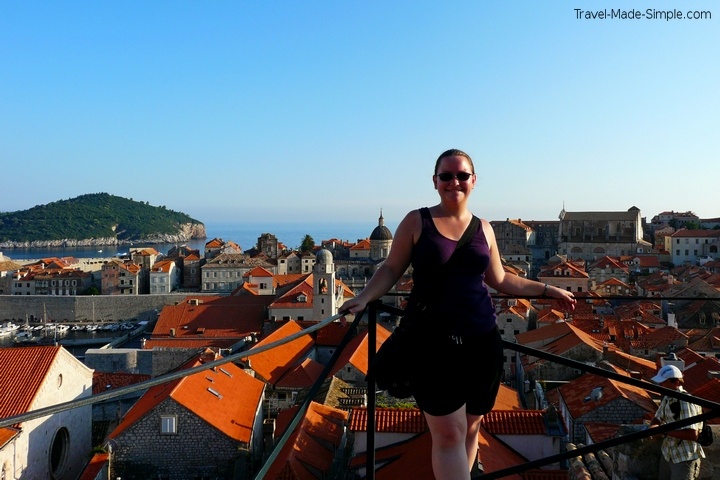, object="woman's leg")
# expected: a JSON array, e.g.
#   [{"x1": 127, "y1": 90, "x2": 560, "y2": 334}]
[
  {"x1": 424, "y1": 406, "x2": 471, "y2": 480},
  {"x1": 466, "y1": 413, "x2": 483, "y2": 471}
]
